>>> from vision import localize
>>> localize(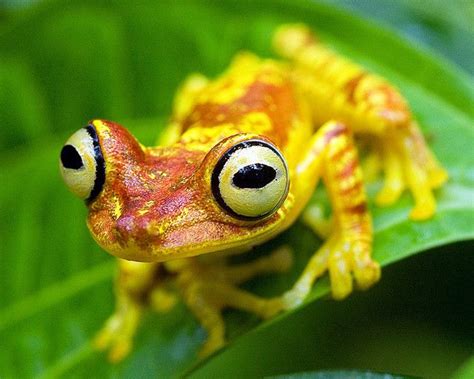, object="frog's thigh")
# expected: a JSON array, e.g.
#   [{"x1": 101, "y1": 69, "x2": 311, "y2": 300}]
[{"x1": 284, "y1": 120, "x2": 380, "y2": 307}]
